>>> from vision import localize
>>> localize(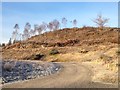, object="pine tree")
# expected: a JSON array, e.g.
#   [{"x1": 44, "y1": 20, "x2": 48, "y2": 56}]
[{"x1": 8, "y1": 38, "x2": 12, "y2": 45}]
